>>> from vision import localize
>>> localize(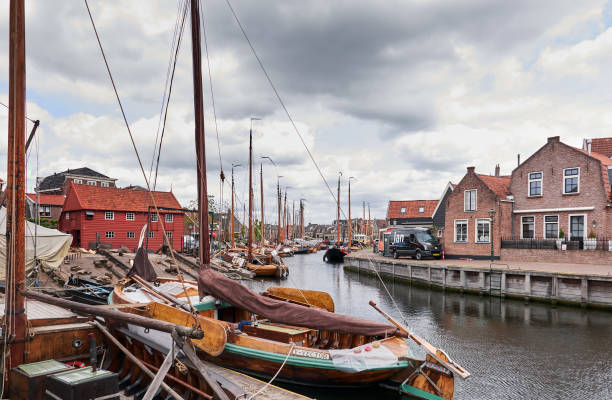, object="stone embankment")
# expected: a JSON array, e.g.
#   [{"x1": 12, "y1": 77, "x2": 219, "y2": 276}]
[{"x1": 344, "y1": 251, "x2": 612, "y2": 309}]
